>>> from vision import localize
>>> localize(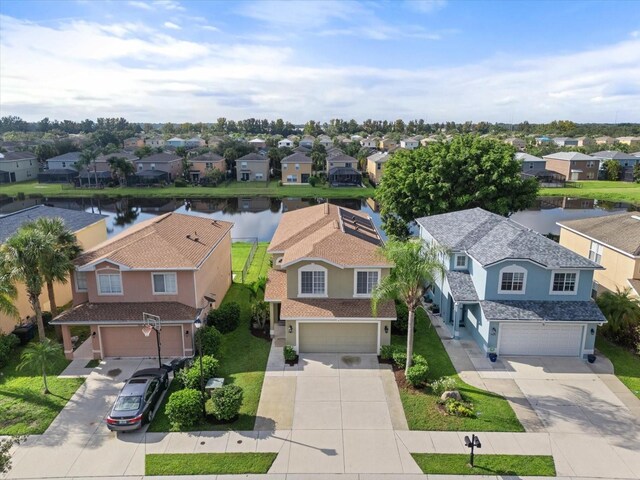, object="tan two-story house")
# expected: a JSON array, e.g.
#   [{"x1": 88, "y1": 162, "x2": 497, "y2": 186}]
[
  {"x1": 281, "y1": 152, "x2": 312, "y2": 184},
  {"x1": 558, "y1": 212, "x2": 640, "y2": 298},
  {"x1": 52, "y1": 213, "x2": 233, "y2": 359},
  {"x1": 236, "y1": 152, "x2": 269, "y2": 182},
  {"x1": 544, "y1": 152, "x2": 599, "y2": 181},
  {"x1": 264, "y1": 204, "x2": 396, "y2": 354},
  {"x1": 366, "y1": 151, "x2": 390, "y2": 185}
]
